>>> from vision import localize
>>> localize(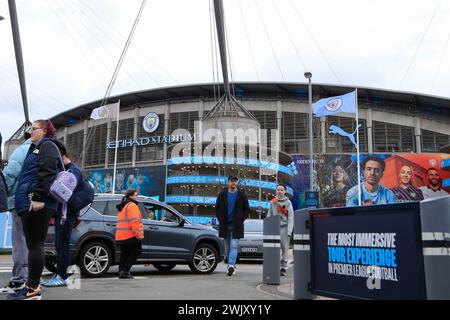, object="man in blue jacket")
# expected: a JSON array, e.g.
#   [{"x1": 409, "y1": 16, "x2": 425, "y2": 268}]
[{"x1": 0, "y1": 138, "x2": 32, "y2": 294}]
